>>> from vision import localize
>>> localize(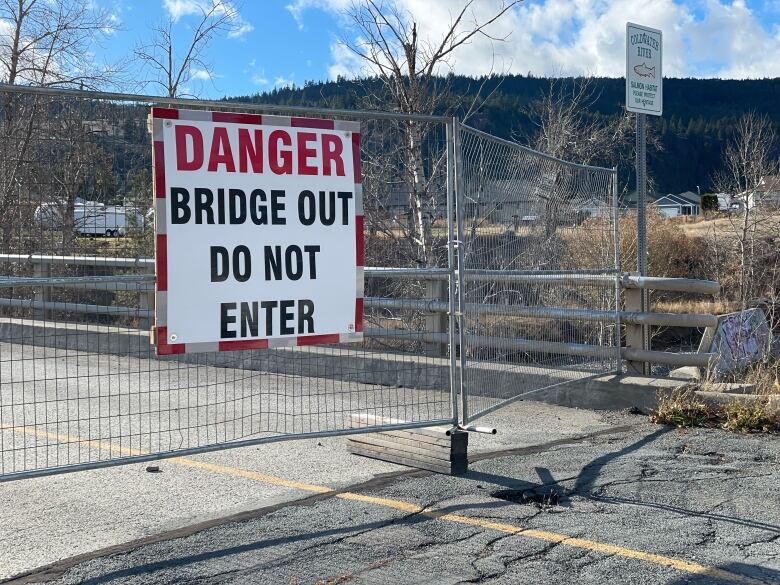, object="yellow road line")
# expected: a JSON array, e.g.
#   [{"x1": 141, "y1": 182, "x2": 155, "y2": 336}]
[
  {"x1": 2, "y1": 424, "x2": 770, "y2": 585},
  {"x1": 2, "y1": 424, "x2": 334, "y2": 494}
]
